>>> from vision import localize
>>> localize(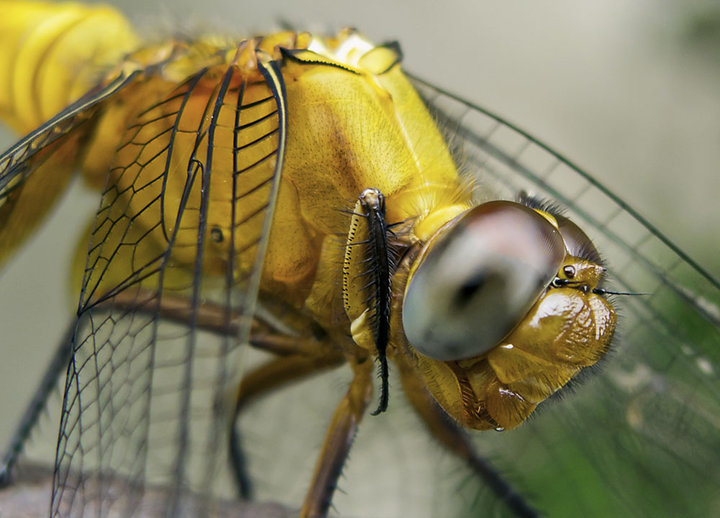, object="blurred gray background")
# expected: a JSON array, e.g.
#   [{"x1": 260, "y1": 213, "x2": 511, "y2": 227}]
[{"x1": 1, "y1": 0, "x2": 719, "y2": 511}]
